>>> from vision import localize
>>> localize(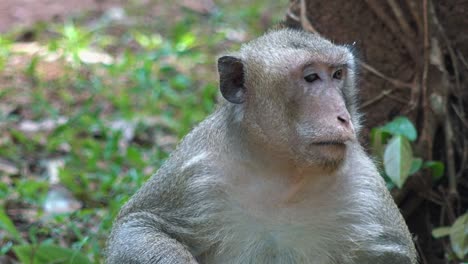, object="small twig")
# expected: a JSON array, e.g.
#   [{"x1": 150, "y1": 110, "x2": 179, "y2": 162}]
[
  {"x1": 385, "y1": 93, "x2": 410, "y2": 105},
  {"x1": 438, "y1": 186, "x2": 457, "y2": 222},
  {"x1": 451, "y1": 104, "x2": 468, "y2": 129},
  {"x1": 364, "y1": 0, "x2": 418, "y2": 62},
  {"x1": 361, "y1": 89, "x2": 393, "y2": 109},
  {"x1": 439, "y1": 204, "x2": 446, "y2": 226},
  {"x1": 444, "y1": 117, "x2": 458, "y2": 197},
  {"x1": 387, "y1": 0, "x2": 416, "y2": 39},
  {"x1": 430, "y1": 2, "x2": 467, "y2": 188},
  {"x1": 457, "y1": 140, "x2": 468, "y2": 179},
  {"x1": 406, "y1": 0, "x2": 423, "y2": 35},
  {"x1": 431, "y1": 2, "x2": 463, "y2": 119},
  {"x1": 299, "y1": 0, "x2": 318, "y2": 34},
  {"x1": 421, "y1": 0, "x2": 429, "y2": 105},
  {"x1": 417, "y1": 191, "x2": 443, "y2": 205},
  {"x1": 400, "y1": 77, "x2": 420, "y2": 115},
  {"x1": 402, "y1": 103, "x2": 418, "y2": 115},
  {"x1": 286, "y1": 9, "x2": 300, "y2": 22},
  {"x1": 360, "y1": 61, "x2": 414, "y2": 89},
  {"x1": 429, "y1": 190, "x2": 443, "y2": 203},
  {"x1": 414, "y1": 237, "x2": 429, "y2": 264},
  {"x1": 418, "y1": 0, "x2": 433, "y2": 159},
  {"x1": 458, "y1": 49, "x2": 468, "y2": 71},
  {"x1": 286, "y1": 0, "x2": 300, "y2": 22}
]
